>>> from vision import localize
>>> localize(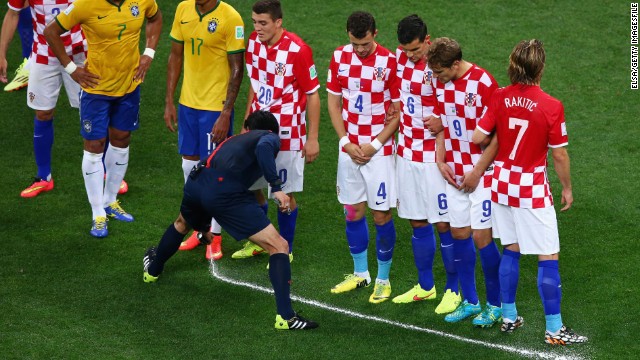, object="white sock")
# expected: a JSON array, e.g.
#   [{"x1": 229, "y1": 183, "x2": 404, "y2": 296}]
[
  {"x1": 375, "y1": 278, "x2": 390, "y2": 286},
  {"x1": 354, "y1": 271, "x2": 371, "y2": 283},
  {"x1": 182, "y1": 158, "x2": 199, "y2": 183},
  {"x1": 82, "y1": 150, "x2": 105, "y2": 219},
  {"x1": 104, "y1": 144, "x2": 129, "y2": 206},
  {"x1": 210, "y1": 218, "x2": 222, "y2": 234}
]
